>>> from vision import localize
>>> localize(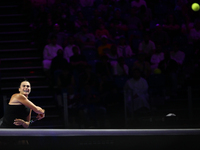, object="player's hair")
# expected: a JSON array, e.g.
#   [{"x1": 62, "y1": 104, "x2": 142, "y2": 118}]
[{"x1": 19, "y1": 78, "x2": 30, "y2": 87}]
